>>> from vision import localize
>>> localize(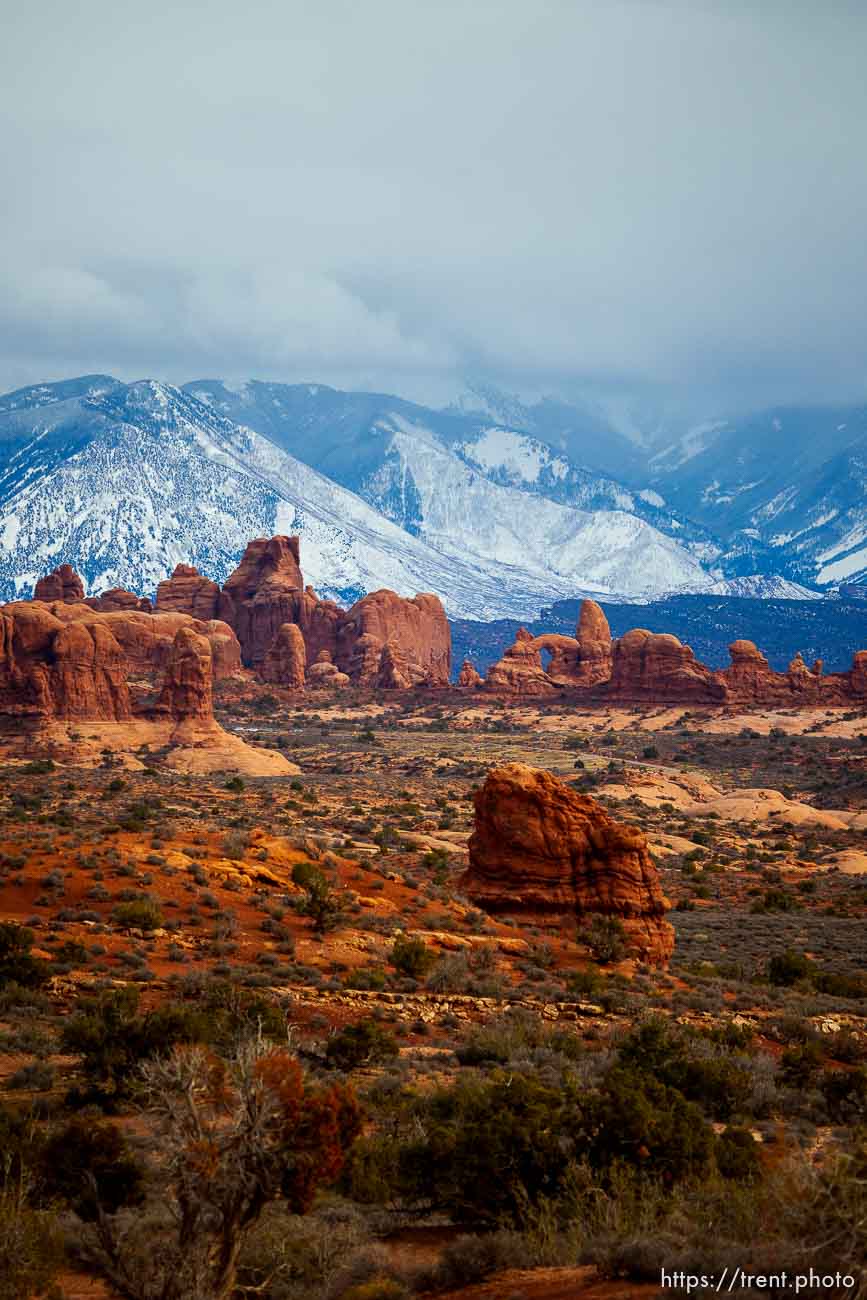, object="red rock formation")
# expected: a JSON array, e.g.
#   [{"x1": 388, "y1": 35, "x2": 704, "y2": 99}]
[
  {"x1": 281, "y1": 585, "x2": 343, "y2": 666},
  {"x1": 375, "y1": 641, "x2": 415, "y2": 690},
  {"x1": 261, "y1": 622, "x2": 306, "y2": 688},
  {"x1": 574, "y1": 599, "x2": 613, "y2": 685},
  {"x1": 306, "y1": 649, "x2": 350, "y2": 689},
  {"x1": 0, "y1": 603, "x2": 131, "y2": 724},
  {"x1": 850, "y1": 651, "x2": 867, "y2": 697},
  {"x1": 155, "y1": 564, "x2": 220, "y2": 620},
  {"x1": 33, "y1": 564, "x2": 85, "y2": 603},
  {"x1": 218, "y1": 537, "x2": 305, "y2": 667},
  {"x1": 459, "y1": 763, "x2": 674, "y2": 965},
  {"x1": 484, "y1": 628, "x2": 559, "y2": 695},
  {"x1": 39, "y1": 604, "x2": 240, "y2": 681},
  {"x1": 457, "y1": 659, "x2": 483, "y2": 688},
  {"x1": 484, "y1": 601, "x2": 611, "y2": 694},
  {"x1": 86, "y1": 588, "x2": 152, "y2": 613},
  {"x1": 219, "y1": 538, "x2": 451, "y2": 688},
  {"x1": 335, "y1": 589, "x2": 450, "y2": 687},
  {"x1": 157, "y1": 626, "x2": 213, "y2": 723},
  {"x1": 608, "y1": 629, "x2": 727, "y2": 703}
]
